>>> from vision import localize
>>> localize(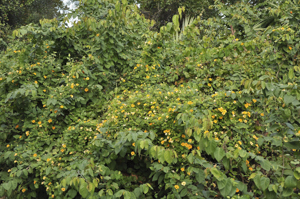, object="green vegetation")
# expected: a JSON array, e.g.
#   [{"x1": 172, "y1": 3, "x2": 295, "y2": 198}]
[{"x1": 1, "y1": 0, "x2": 300, "y2": 198}]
